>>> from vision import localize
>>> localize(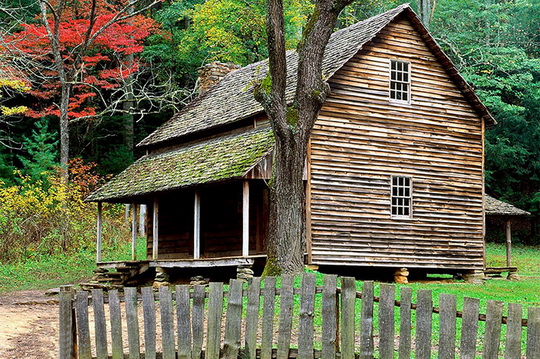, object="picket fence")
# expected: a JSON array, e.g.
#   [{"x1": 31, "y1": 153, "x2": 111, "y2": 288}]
[{"x1": 59, "y1": 273, "x2": 540, "y2": 359}]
